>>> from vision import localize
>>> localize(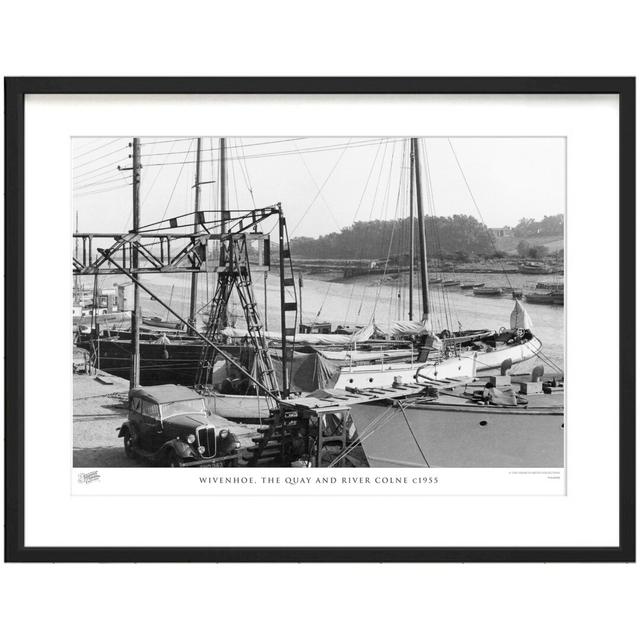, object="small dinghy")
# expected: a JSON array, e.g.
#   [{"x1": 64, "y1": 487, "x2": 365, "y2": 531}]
[{"x1": 473, "y1": 286, "x2": 503, "y2": 297}]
